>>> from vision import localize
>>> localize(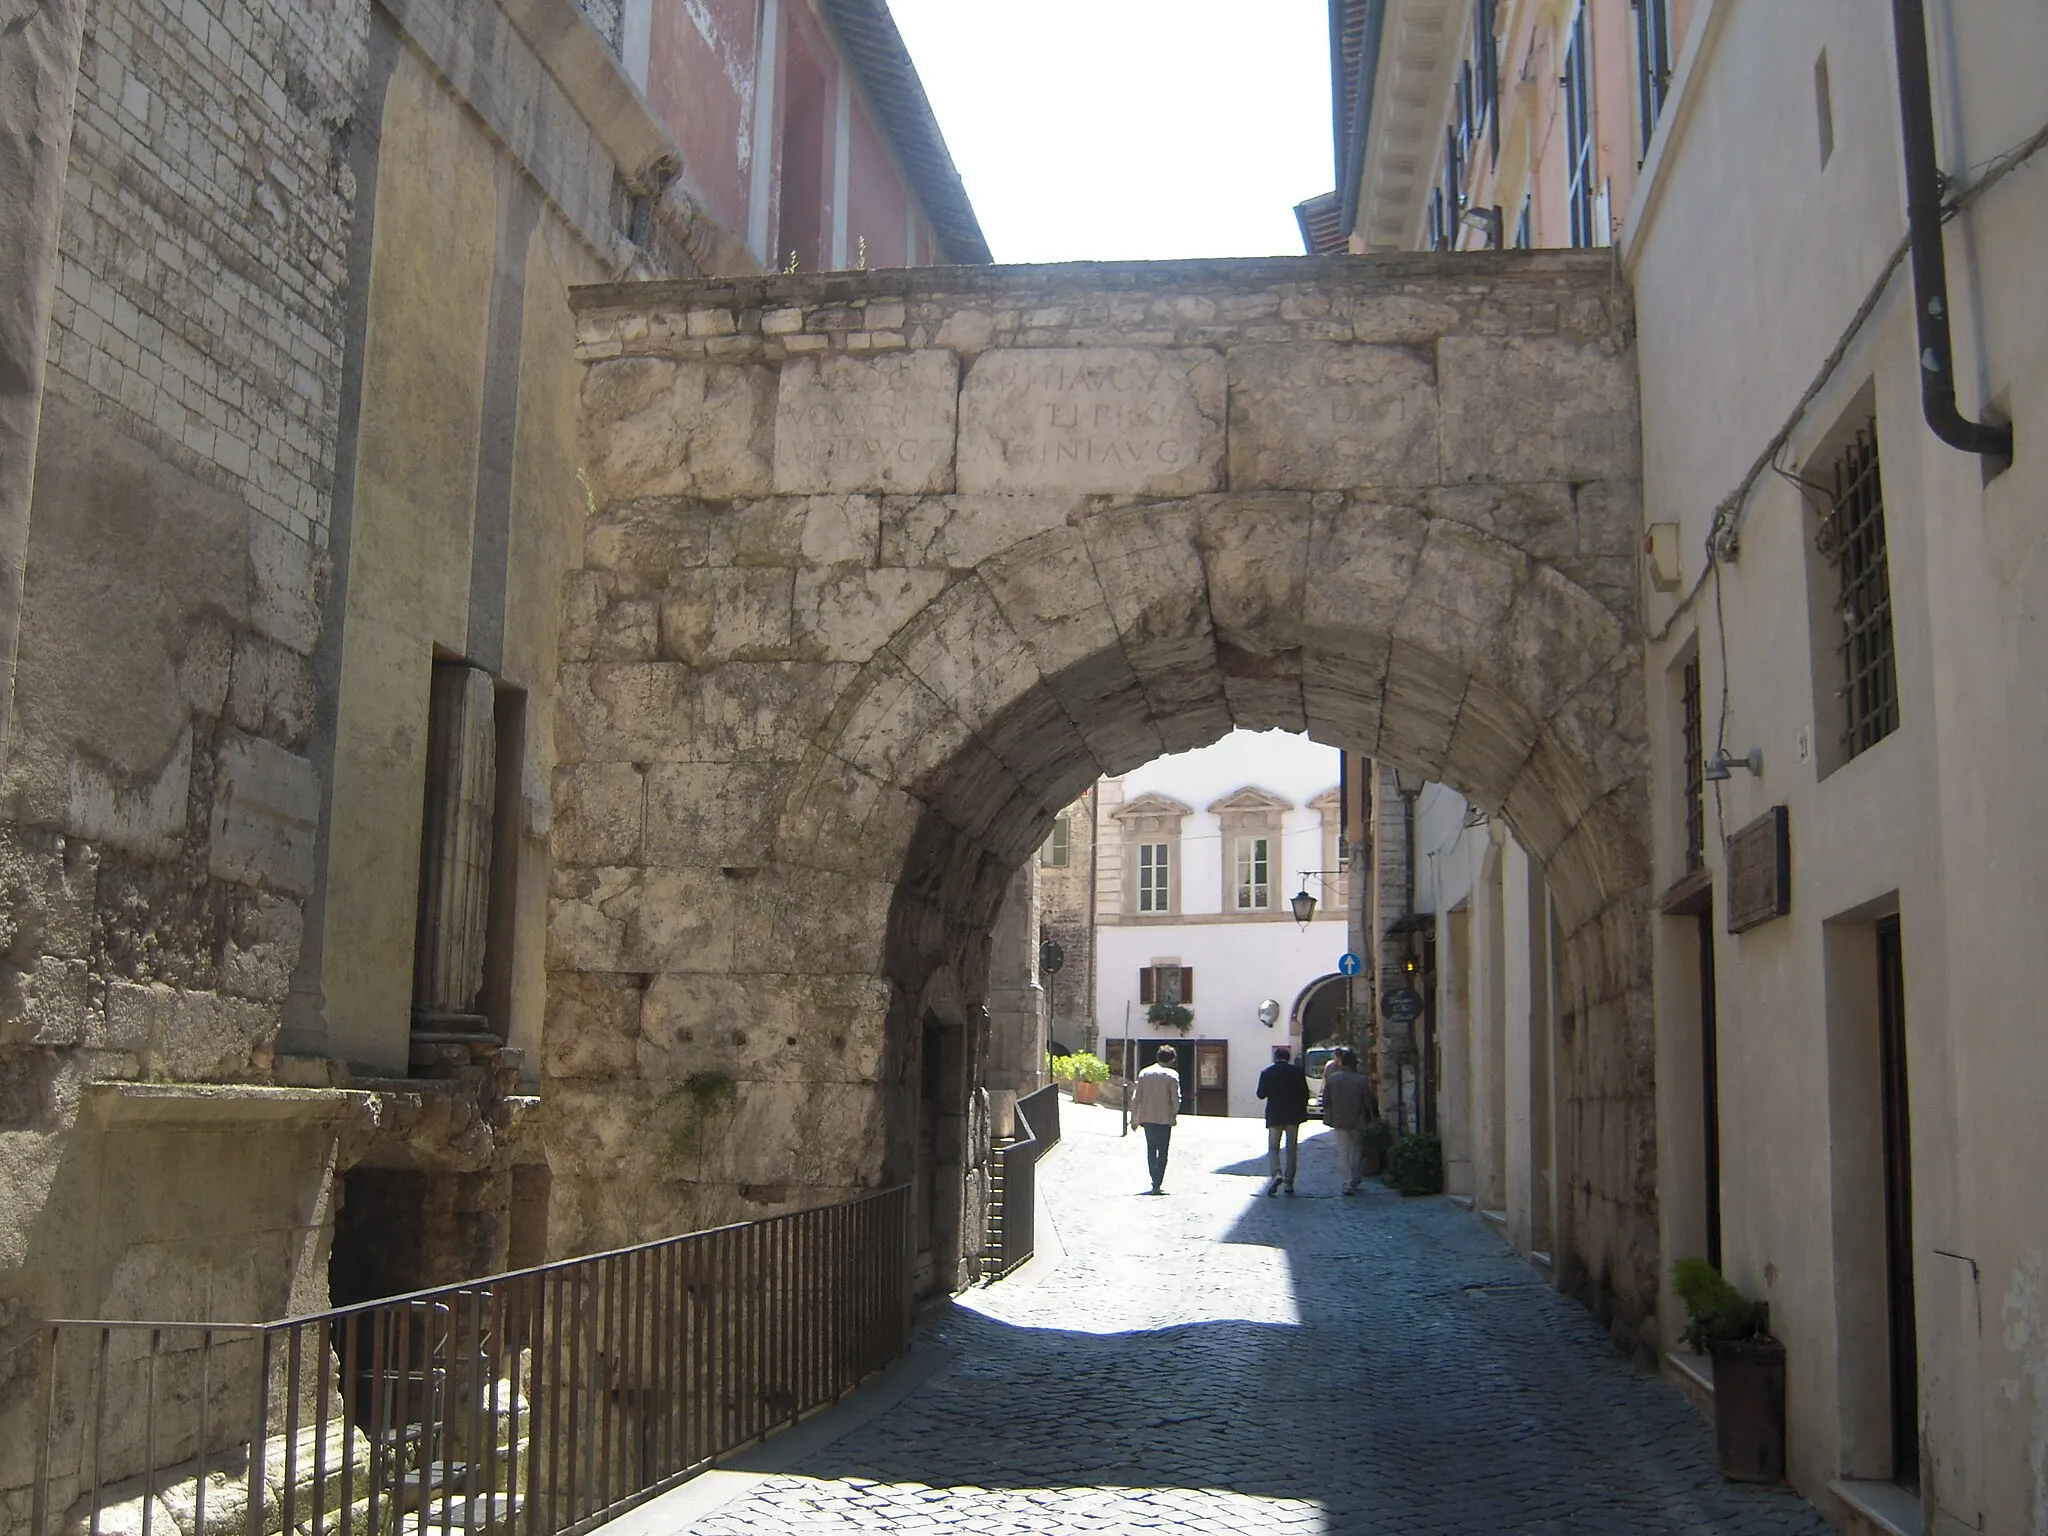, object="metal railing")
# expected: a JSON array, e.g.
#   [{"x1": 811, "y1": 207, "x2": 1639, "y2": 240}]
[
  {"x1": 1016, "y1": 1083, "x2": 1059, "y2": 1154},
  {"x1": 981, "y1": 1085, "x2": 1060, "y2": 1282},
  {"x1": 30, "y1": 1185, "x2": 910, "y2": 1536}
]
